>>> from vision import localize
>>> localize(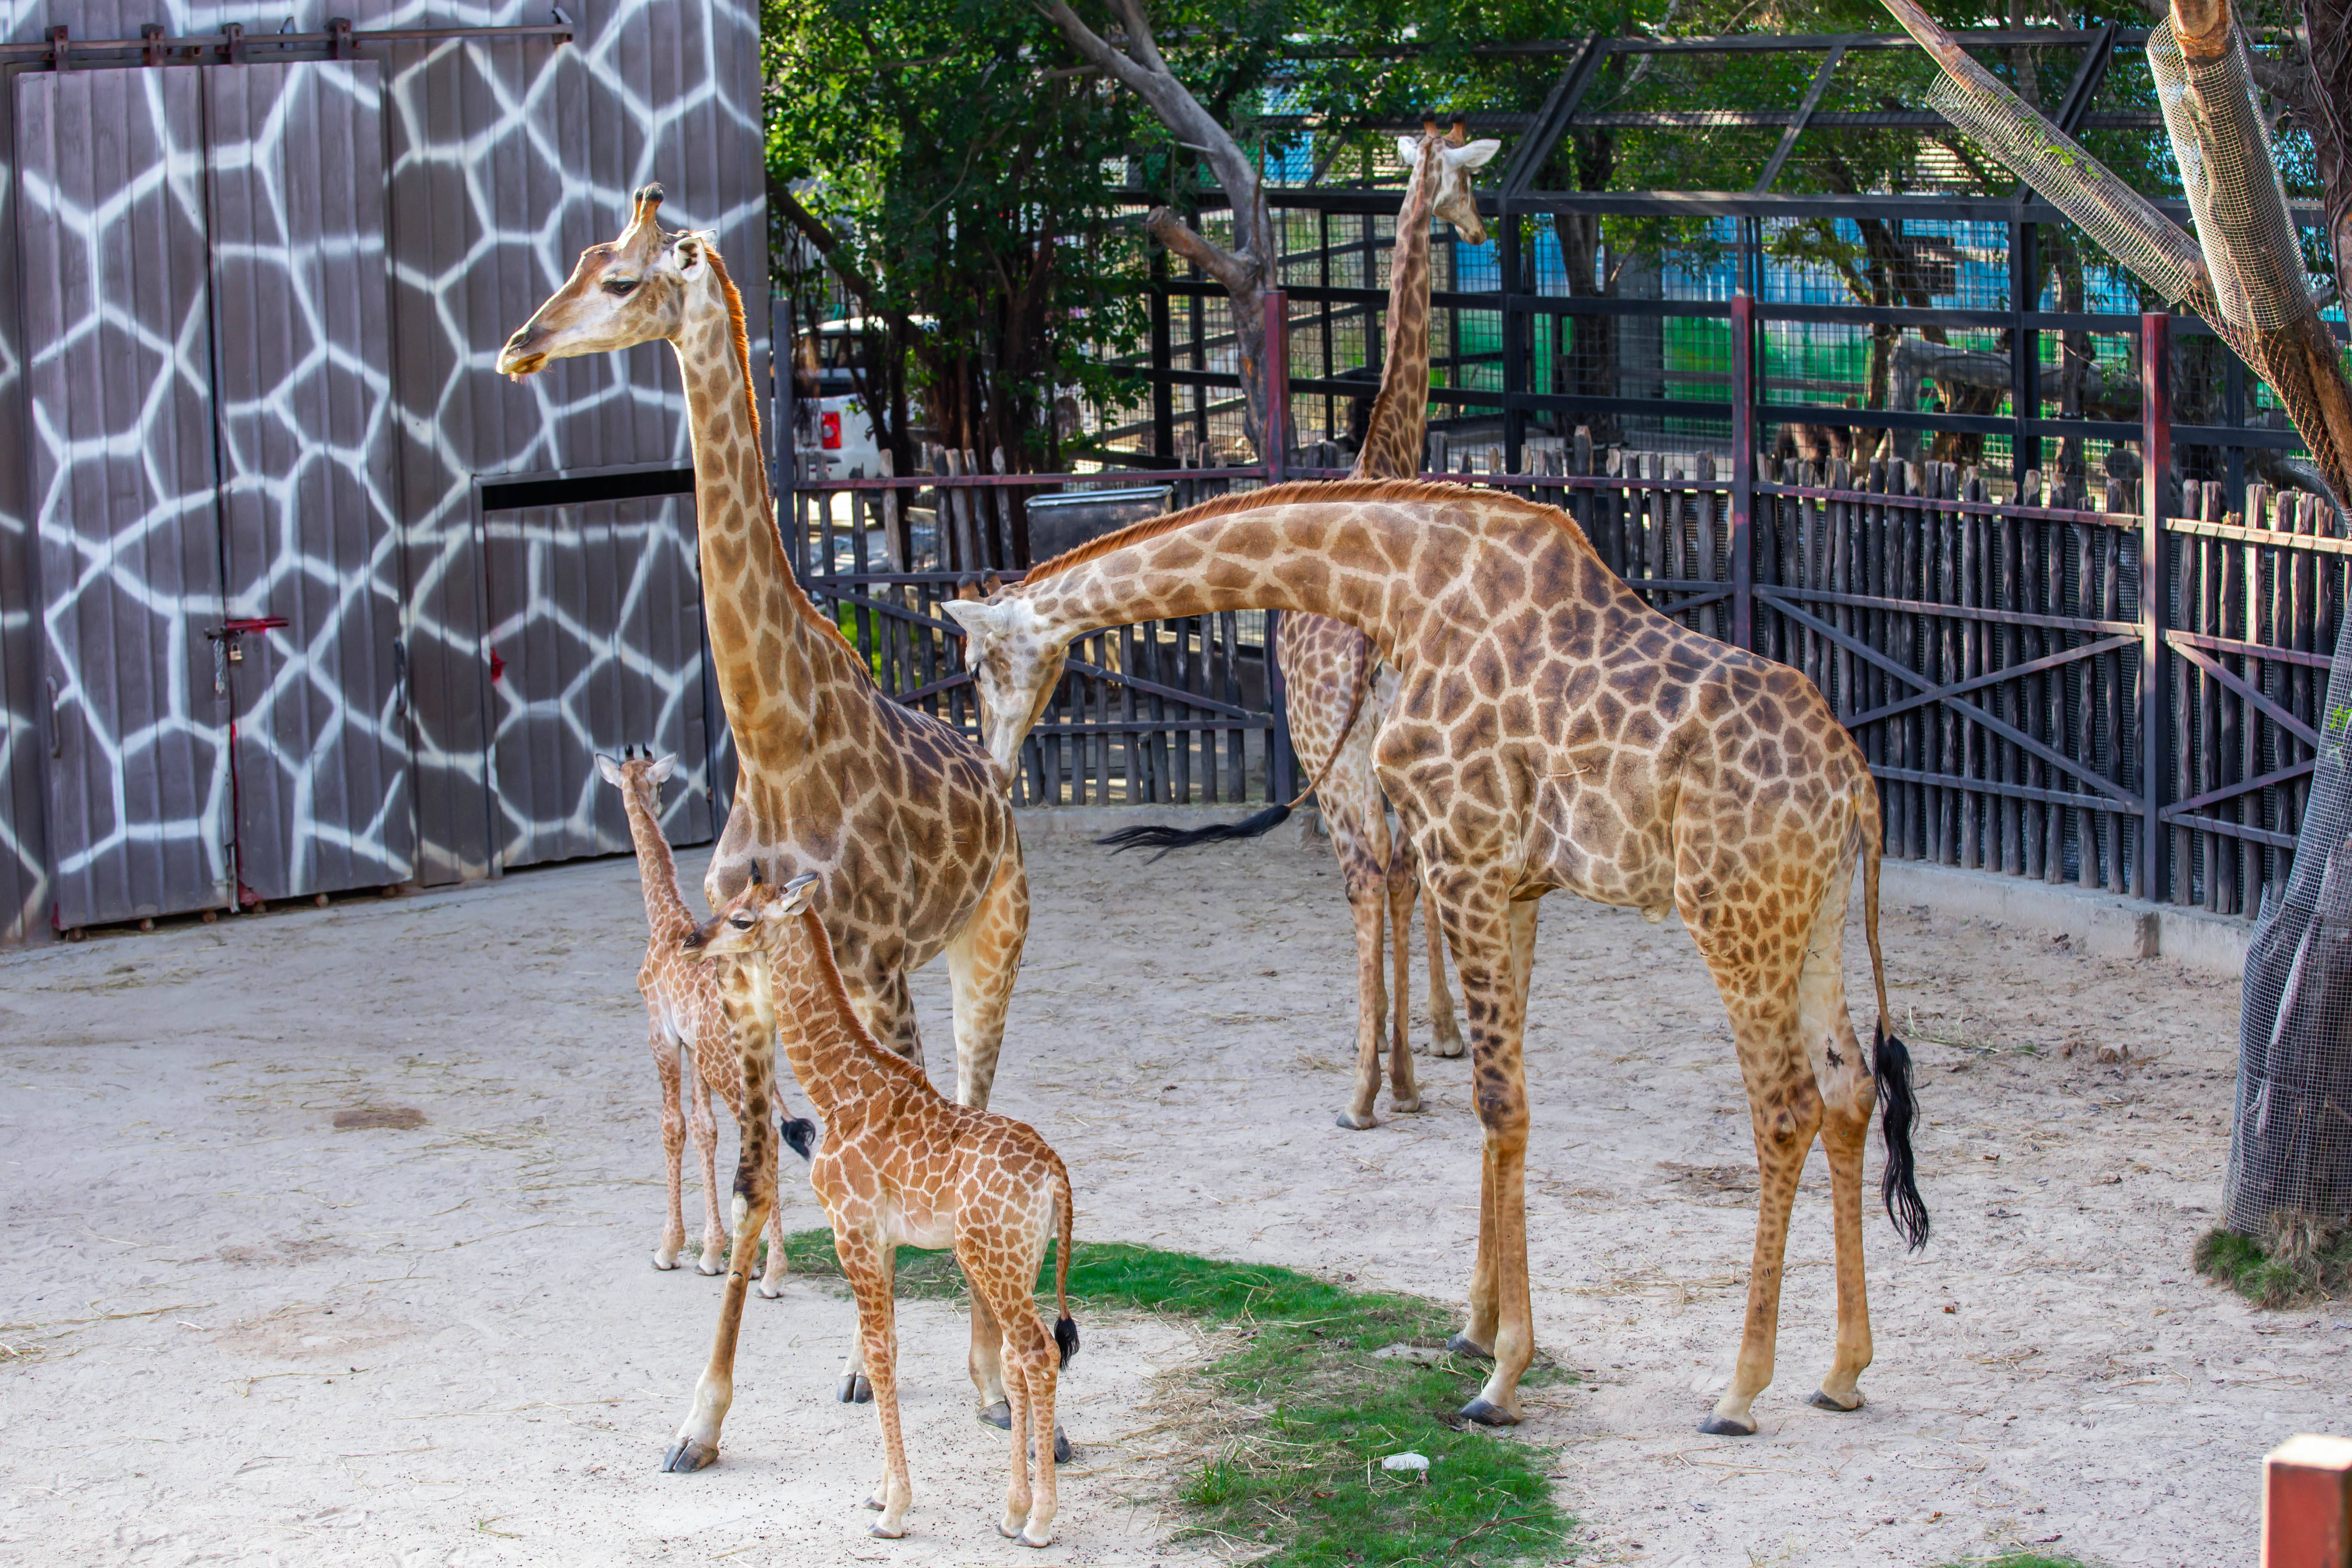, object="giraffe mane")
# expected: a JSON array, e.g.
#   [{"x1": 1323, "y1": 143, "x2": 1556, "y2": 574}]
[
  {"x1": 794, "y1": 907, "x2": 931, "y2": 1087},
  {"x1": 1020, "y1": 476, "x2": 1602, "y2": 582},
  {"x1": 700, "y1": 242, "x2": 862, "y2": 665}
]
